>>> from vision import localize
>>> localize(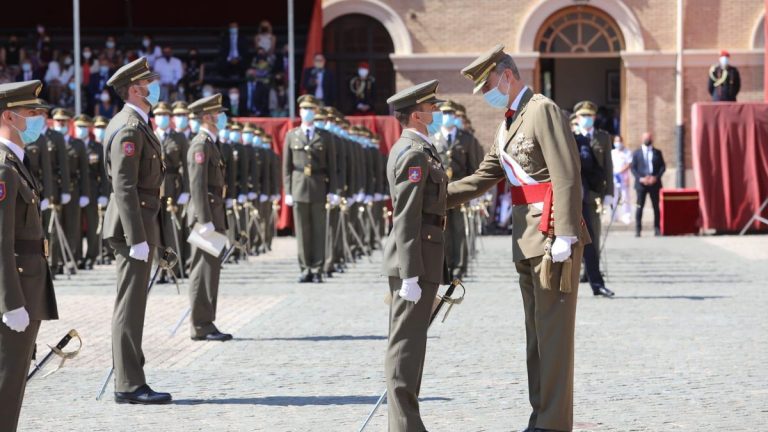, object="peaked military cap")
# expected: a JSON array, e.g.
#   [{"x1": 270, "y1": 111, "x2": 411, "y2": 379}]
[
  {"x1": 573, "y1": 100, "x2": 597, "y2": 116},
  {"x1": 438, "y1": 100, "x2": 460, "y2": 113},
  {"x1": 152, "y1": 101, "x2": 172, "y2": 116},
  {"x1": 74, "y1": 114, "x2": 93, "y2": 127},
  {"x1": 171, "y1": 100, "x2": 190, "y2": 115},
  {"x1": 386, "y1": 79, "x2": 443, "y2": 111},
  {"x1": 93, "y1": 115, "x2": 109, "y2": 128},
  {"x1": 107, "y1": 56, "x2": 159, "y2": 89},
  {"x1": 188, "y1": 93, "x2": 227, "y2": 115},
  {"x1": 242, "y1": 123, "x2": 255, "y2": 133},
  {"x1": 297, "y1": 94, "x2": 319, "y2": 109},
  {"x1": 229, "y1": 122, "x2": 242, "y2": 131},
  {"x1": 263, "y1": 134, "x2": 273, "y2": 143},
  {"x1": 0, "y1": 80, "x2": 50, "y2": 110},
  {"x1": 454, "y1": 102, "x2": 467, "y2": 115},
  {"x1": 51, "y1": 107, "x2": 74, "y2": 121},
  {"x1": 461, "y1": 44, "x2": 506, "y2": 94}
]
